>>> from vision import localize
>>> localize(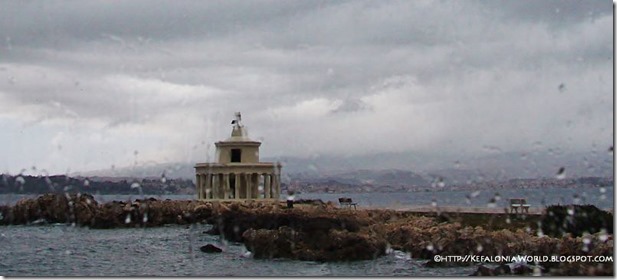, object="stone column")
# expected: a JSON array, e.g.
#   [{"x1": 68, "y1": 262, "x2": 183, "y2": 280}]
[
  {"x1": 234, "y1": 173, "x2": 240, "y2": 199},
  {"x1": 205, "y1": 173, "x2": 212, "y2": 199},
  {"x1": 195, "y1": 174, "x2": 202, "y2": 200},
  {"x1": 223, "y1": 174, "x2": 230, "y2": 199},
  {"x1": 218, "y1": 173, "x2": 224, "y2": 199},
  {"x1": 244, "y1": 173, "x2": 251, "y2": 199},
  {"x1": 252, "y1": 173, "x2": 259, "y2": 198},
  {"x1": 264, "y1": 174, "x2": 271, "y2": 199}
]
